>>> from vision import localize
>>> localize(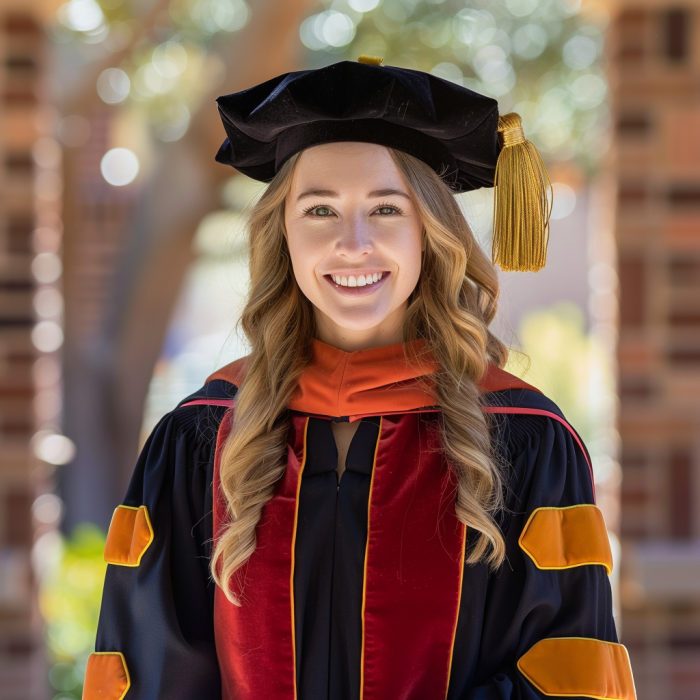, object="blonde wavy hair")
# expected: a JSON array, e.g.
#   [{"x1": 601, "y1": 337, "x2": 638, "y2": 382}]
[{"x1": 211, "y1": 148, "x2": 509, "y2": 603}]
